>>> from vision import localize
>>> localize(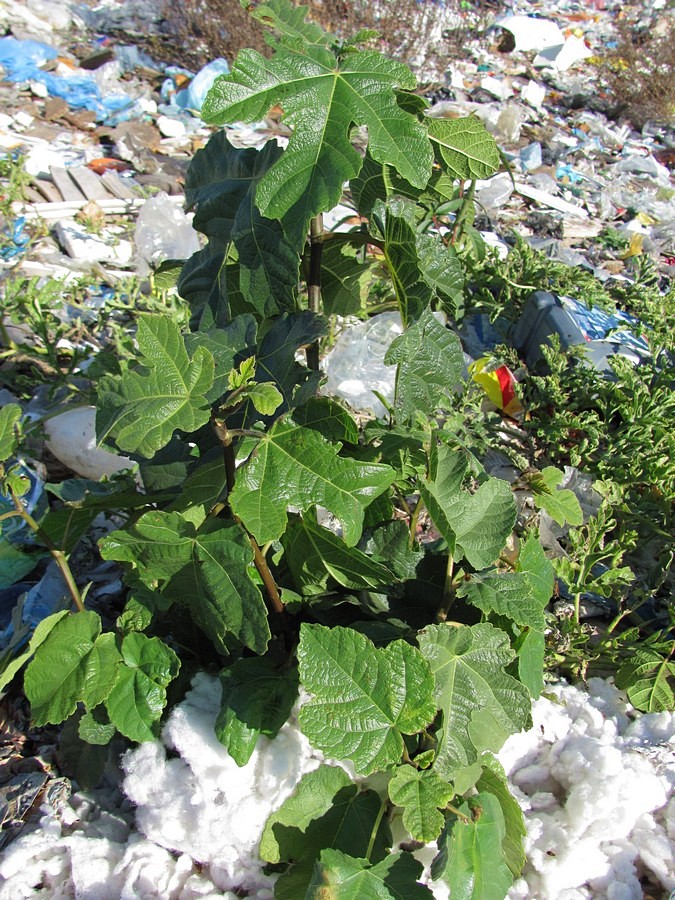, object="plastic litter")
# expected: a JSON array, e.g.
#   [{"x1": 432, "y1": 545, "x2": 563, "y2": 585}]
[
  {"x1": 493, "y1": 104, "x2": 525, "y2": 144},
  {"x1": 0, "y1": 36, "x2": 57, "y2": 77},
  {"x1": 0, "y1": 216, "x2": 30, "y2": 261},
  {"x1": 470, "y1": 358, "x2": 523, "y2": 418},
  {"x1": 496, "y1": 16, "x2": 564, "y2": 53},
  {"x1": 515, "y1": 181, "x2": 588, "y2": 218},
  {"x1": 480, "y1": 75, "x2": 512, "y2": 101},
  {"x1": 520, "y1": 142, "x2": 543, "y2": 172},
  {"x1": 533, "y1": 36, "x2": 593, "y2": 72},
  {"x1": 457, "y1": 313, "x2": 508, "y2": 359},
  {"x1": 43, "y1": 406, "x2": 136, "y2": 480},
  {"x1": 156, "y1": 115, "x2": 186, "y2": 138},
  {"x1": 475, "y1": 172, "x2": 513, "y2": 210},
  {"x1": 522, "y1": 80, "x2": 546, "y2": 109},
  {"x1": 615, "y1": 154, "x2": 671, "y2": 185},
  {"x1": 0, "y1": 563, "x2": 71, "y2": 653},
  {"x1": 134, "y1": 192, "x2": 201, "y2": 276},
  {"x1": 55, "y1": 220, "x2": 134, "y2": 266},
  {"x1": 322, "y1": 313, "x2": 403, "y2": 417},
  {"x1": 512, "y1": 291, "x2": 651, "y2": 372},
  {"x1": 0, "y1": 459, "x2": 46, "y2": 543},
  {"x1": 174, "y1": 59, "x2": 230, "y2": 112},
  {"x1": 114, "y1": 44, "x2": 163, "y2": 75},
  {"x1": 0, "y1": 36, "x2": 137, "y2": 123}
]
